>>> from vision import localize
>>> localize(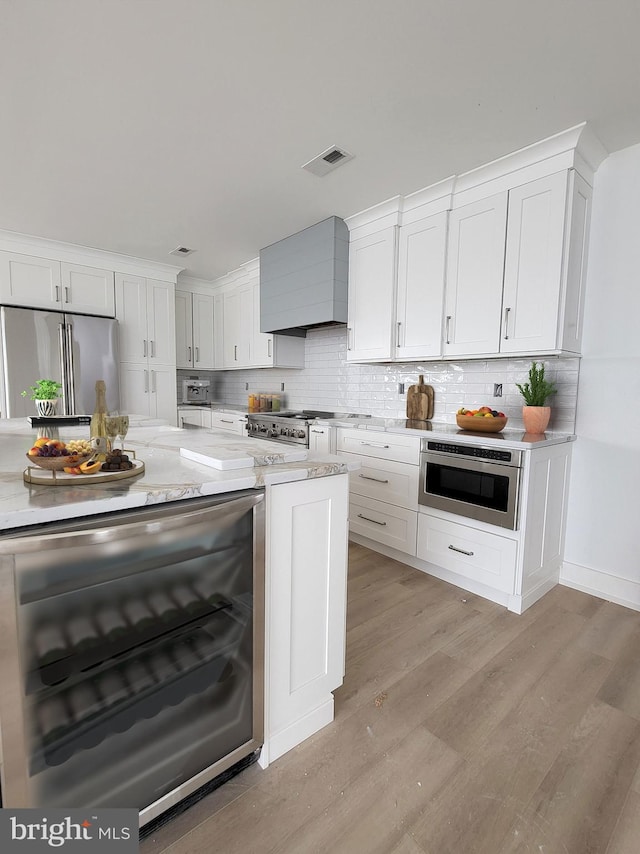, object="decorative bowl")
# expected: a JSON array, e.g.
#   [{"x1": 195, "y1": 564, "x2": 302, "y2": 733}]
[
  {"x1": 456, "y1": 415, "x2": 508, "y2": 433},
  {"x1": 26, "y1": 453, "x2": 93, "y2": 471}
]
